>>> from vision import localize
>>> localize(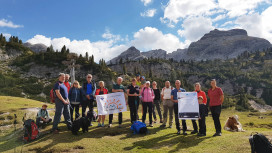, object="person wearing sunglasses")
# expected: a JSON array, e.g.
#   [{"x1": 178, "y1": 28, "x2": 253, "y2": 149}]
[
  {"x1": 82, "y1": 74, "x2": 96, "y2": 126},
  {"x1": 68, "y1": 80, "x2": 82, "y2": 122}
]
